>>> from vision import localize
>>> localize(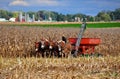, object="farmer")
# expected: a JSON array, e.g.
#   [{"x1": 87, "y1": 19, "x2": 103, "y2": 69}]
[{"x1": 62, "y1": 35, "x2": 67, "y2": 43}]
